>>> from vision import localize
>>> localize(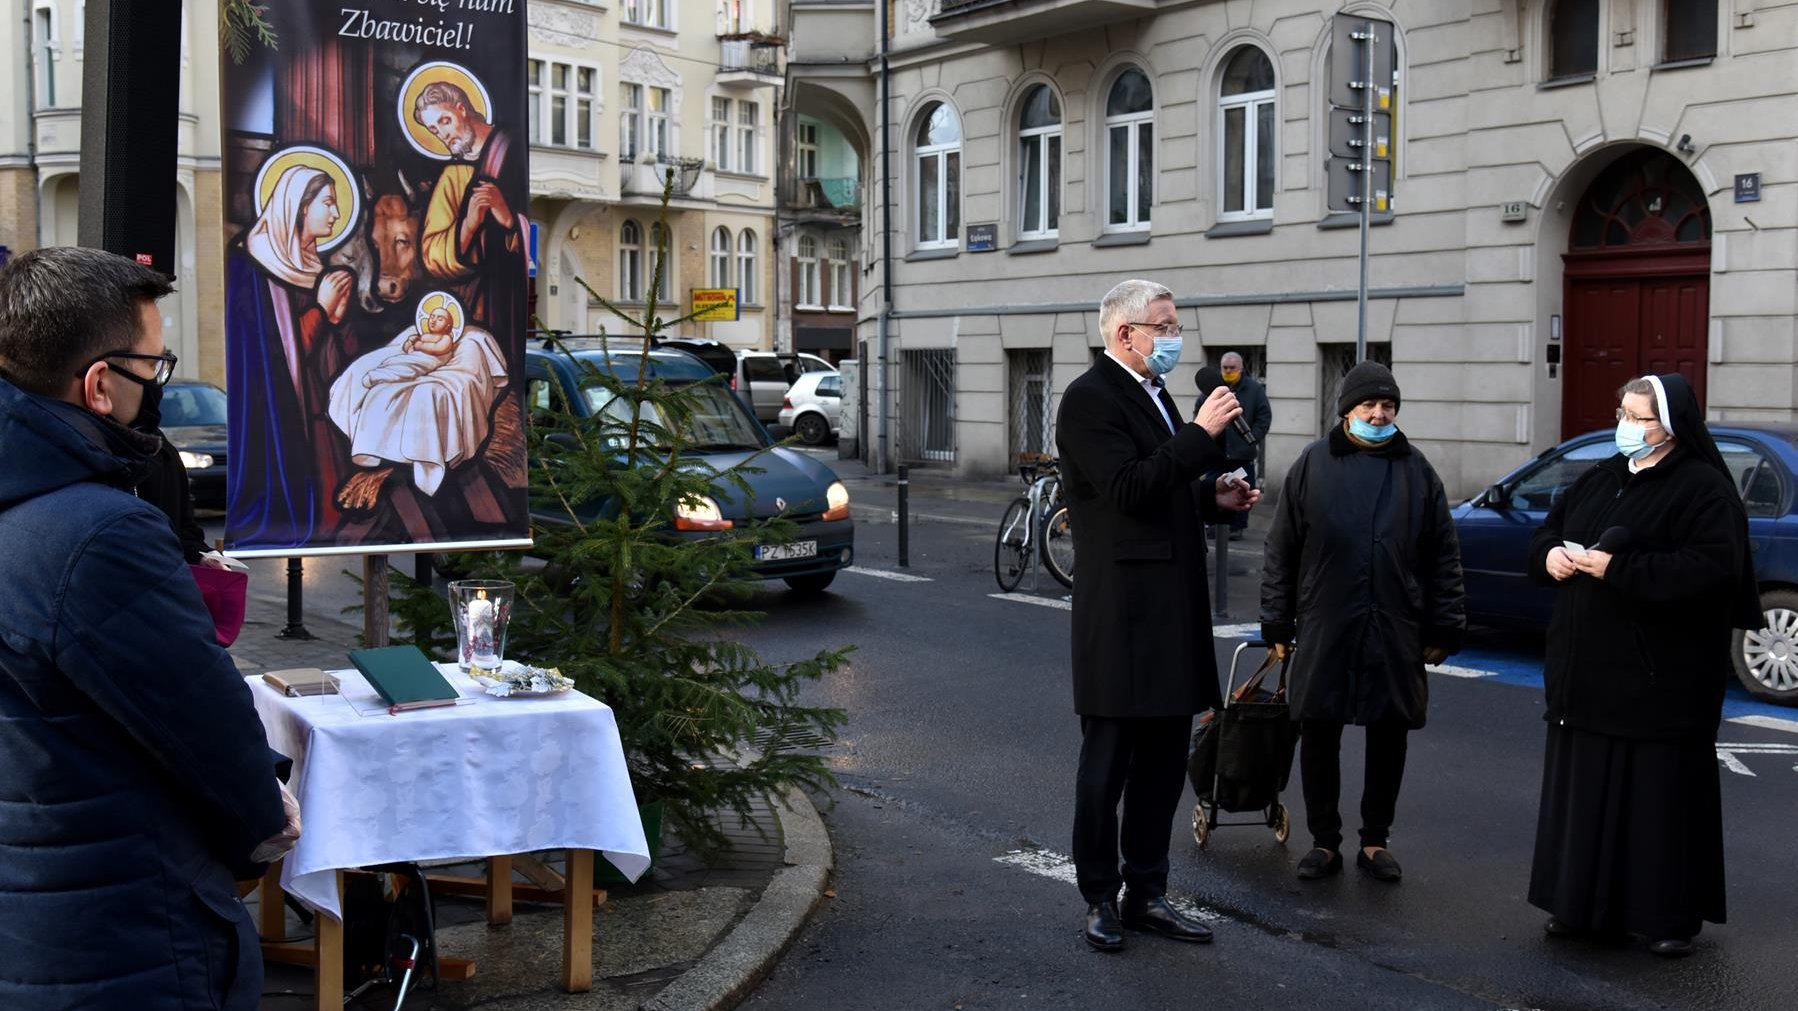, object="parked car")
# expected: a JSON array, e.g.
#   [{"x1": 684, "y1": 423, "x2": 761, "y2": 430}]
[
  {"x1": 778, "y1": 371, "x2": 844, "y2": 446},
  {"x1": 1453, "y1": 424, "x2": 1798, "y2": 705},
  {"x1": 161, "y1": 379, "x2": 229, "y2": 510},
  {"x1": 738, "y1": 351, "x2": 835, "y2": 424},
  {"x1": 655, "y1": 337, "x2": 737, "y2": 379},
  {"x1": 523, "y1": 342, "x2": 854, "y2": 593}
]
